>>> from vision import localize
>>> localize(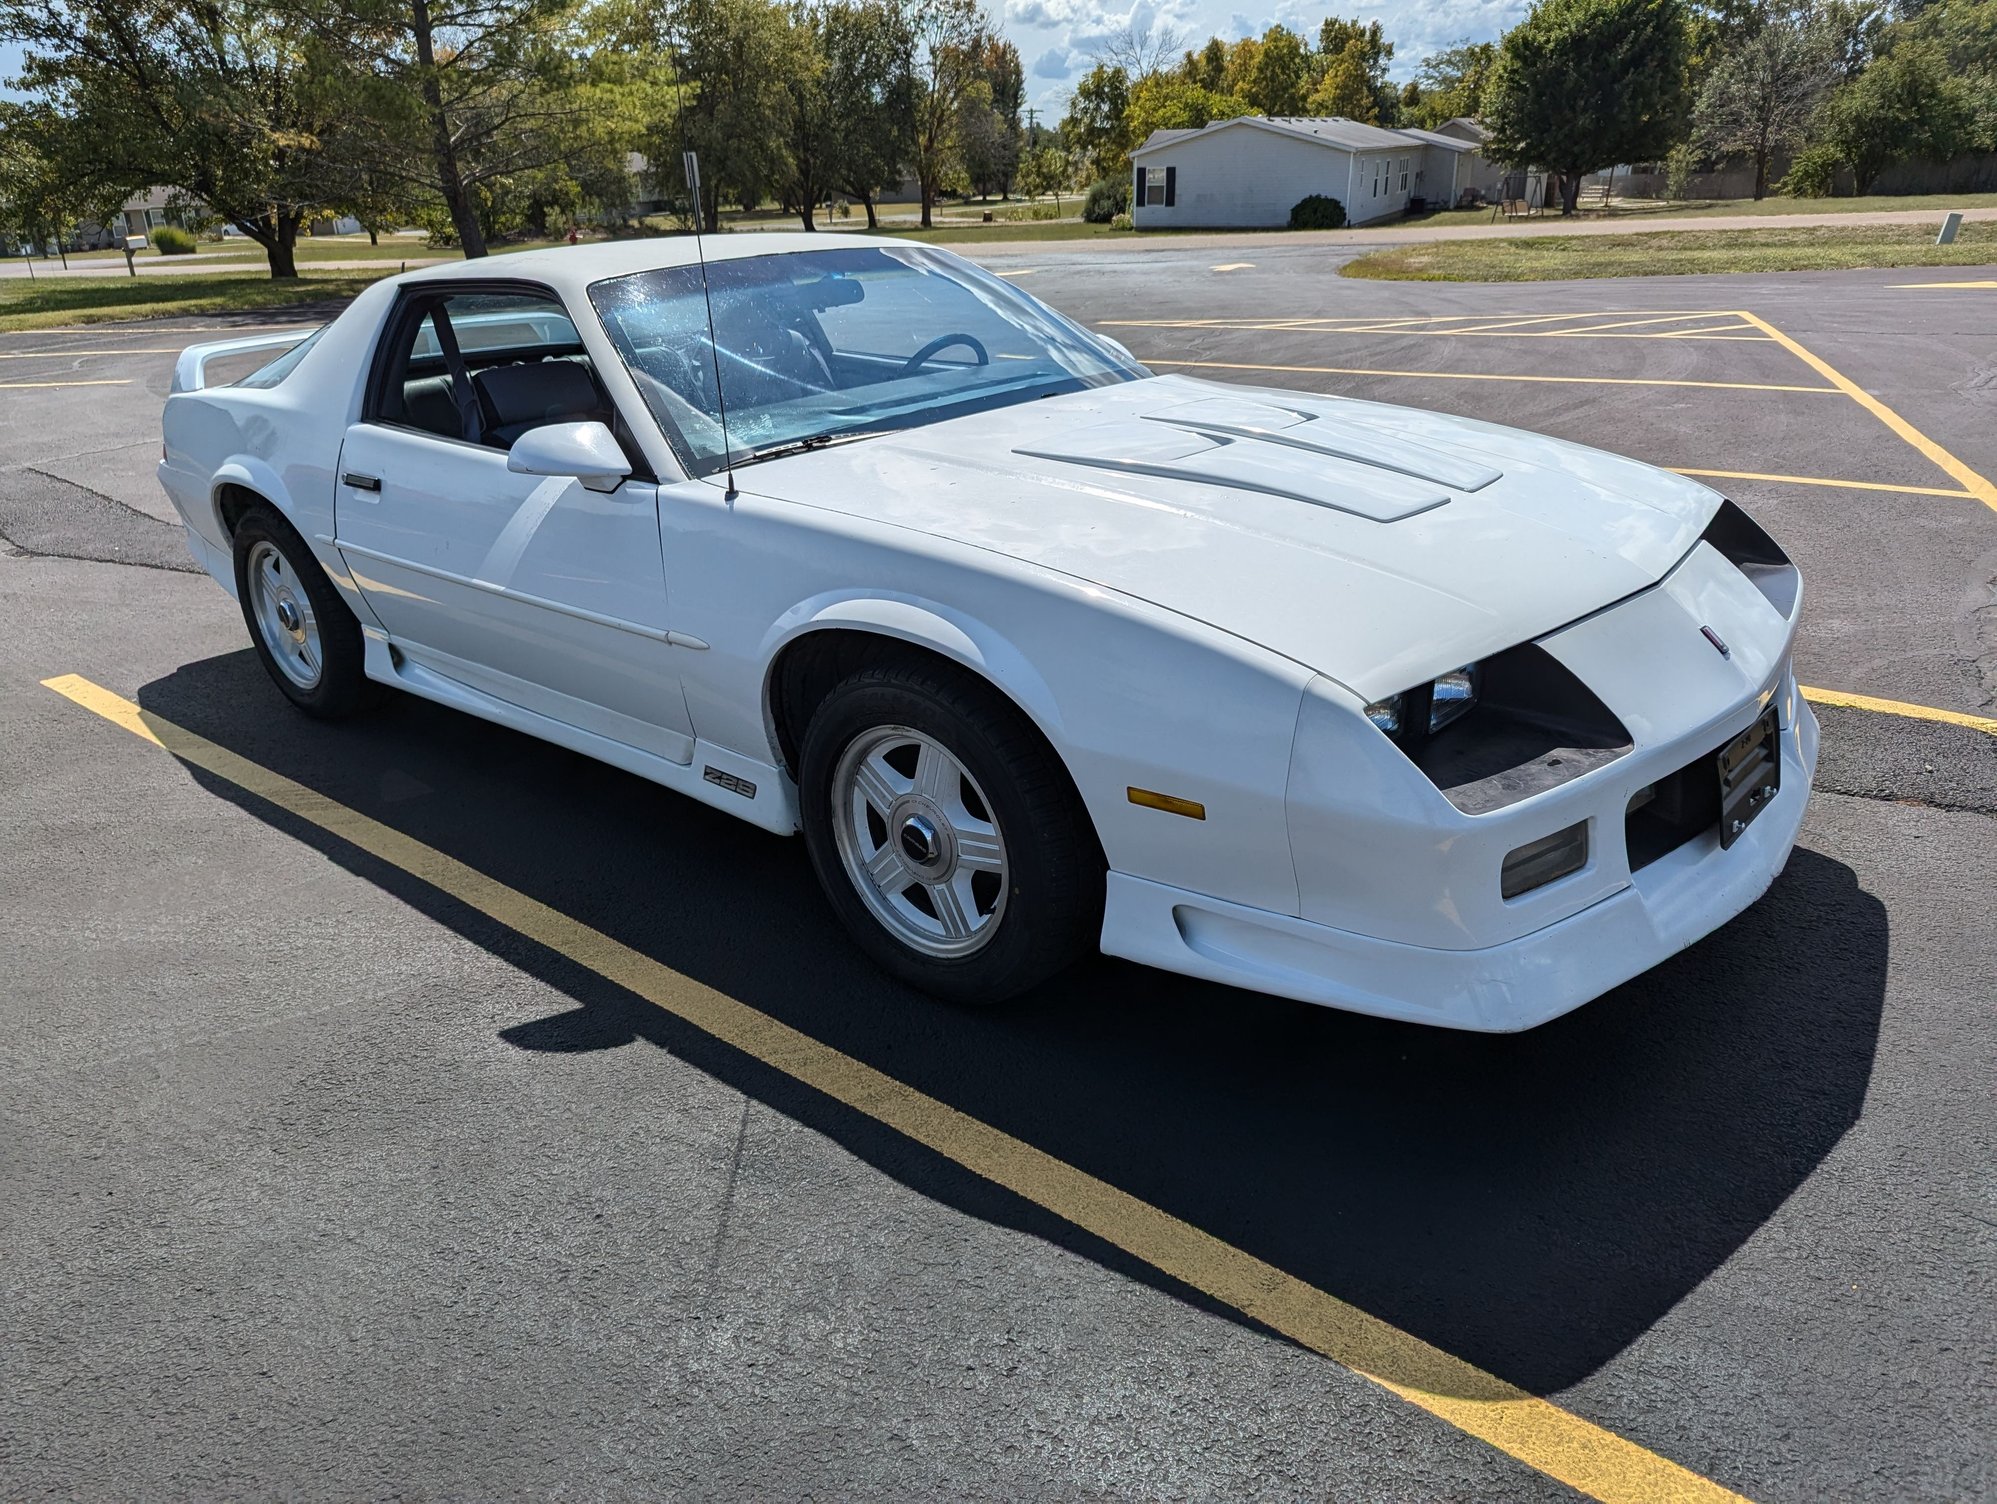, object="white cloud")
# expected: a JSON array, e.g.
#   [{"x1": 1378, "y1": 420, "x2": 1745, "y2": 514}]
[{"x1": 1012, "y1": 0, "x2": 1527, "y2": 107}]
